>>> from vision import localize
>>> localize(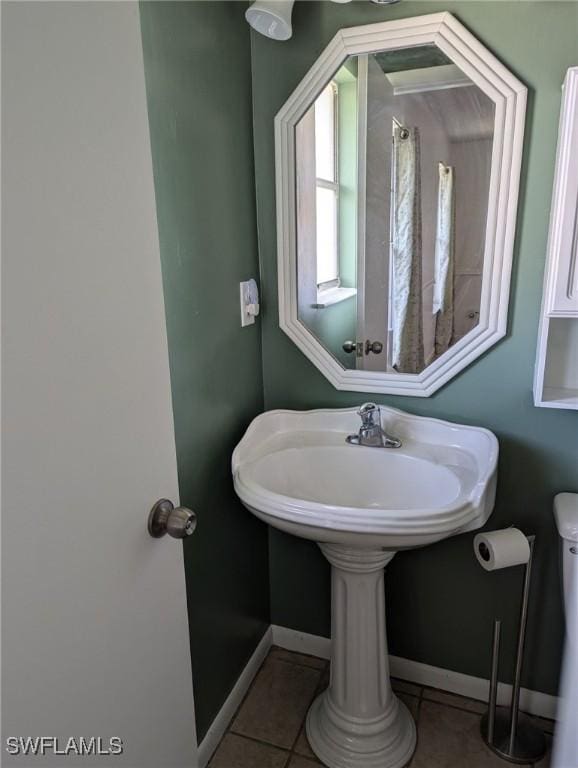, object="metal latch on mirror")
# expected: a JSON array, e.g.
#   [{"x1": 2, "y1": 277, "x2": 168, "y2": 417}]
[{"x1": 343, "y1": 340, "x2": 383, "y2": 357}]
